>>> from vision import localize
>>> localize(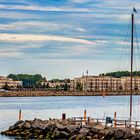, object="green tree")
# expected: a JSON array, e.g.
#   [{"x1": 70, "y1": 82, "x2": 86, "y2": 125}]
[
  {"x1": 76, "y1": 82, "x2": 83, "y2": 91},
  {"x1": 2, "y1": 82, "x2": 10, "y2": 90},
  {"x1": 7, "y1": 74, "x2": 45, "y2": 88}
]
